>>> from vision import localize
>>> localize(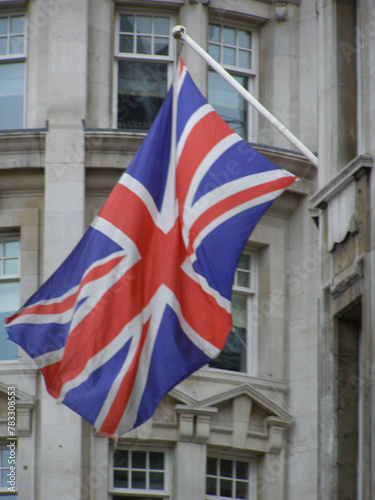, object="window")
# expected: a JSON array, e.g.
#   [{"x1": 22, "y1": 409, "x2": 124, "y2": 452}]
[
  {"x1": 208, "y1": 24, "x2": 256, "y2": 141},
  {"x1": 111, "y1": 449, "x2": 169, "y2": 499},
  {"x1": 0, "y1": 14, "x2": 26, "y2": 130},
  {"x1": 0, "y1": 445, "x2": 17, "y2": 497},
  {"x1": 206, "y1": 456, "x2": 256, "y2": 500},
  {"x1": 115, "y1": 13, "x2": 173, "y2": 131},
  {"x1": 0, "y1": 235, "x2": 20, "y2": 361},
  {"x1": 210, "y1": 252, "x2": 257, "y2": 374}
]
